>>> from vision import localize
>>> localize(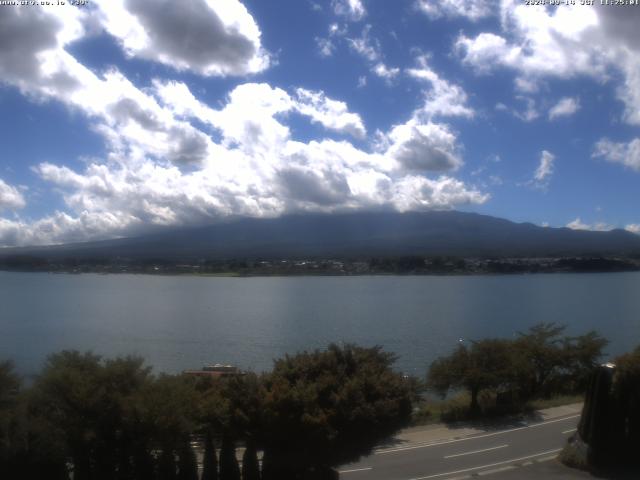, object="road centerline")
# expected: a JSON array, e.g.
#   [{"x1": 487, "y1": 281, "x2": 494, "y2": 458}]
[
  {"x1": 443, "y1": 443, "x2": 508, "y2": 459},
  {"x1": 407, "y1": 448, "x2": 562, "y2": 480},
  {"x1": 338, "y1": 467, "x2": 373, "y2": 474},
  {"x1": 375, "y1": 414, "x2": 579, "y2": 455}
]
